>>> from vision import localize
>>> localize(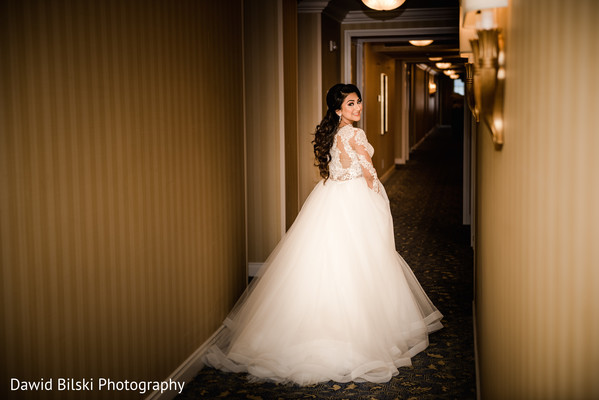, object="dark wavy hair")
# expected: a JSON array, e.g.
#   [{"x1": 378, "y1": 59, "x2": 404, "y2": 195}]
[{"x1": 312, "y1": 83, "x2": 362, "y2": 181}]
